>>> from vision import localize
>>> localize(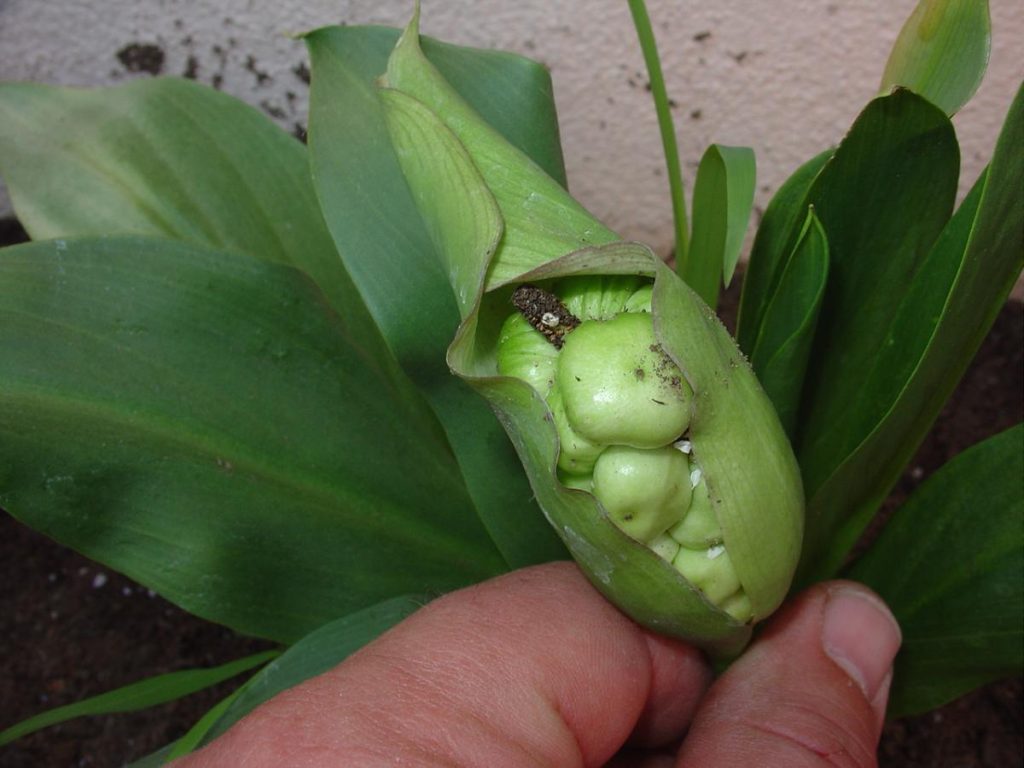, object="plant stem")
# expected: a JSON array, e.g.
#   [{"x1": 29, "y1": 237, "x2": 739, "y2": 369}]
[{"x1": 627, "y1": 0, "x2": 689, "y2": 271}]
